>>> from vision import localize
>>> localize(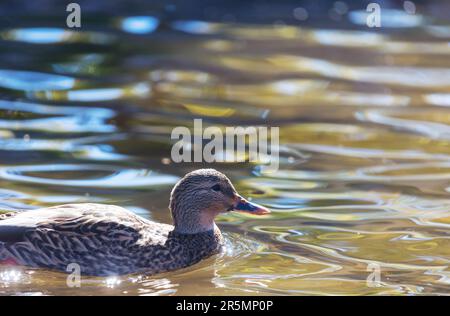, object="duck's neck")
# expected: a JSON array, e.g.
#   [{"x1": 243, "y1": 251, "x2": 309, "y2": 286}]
[
  {"x1": 169, "y1": 223, "x2": 224, "y2": 264},
  {"x1": 173, "y1": 208, "x2": 218, "y2": 234}
]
